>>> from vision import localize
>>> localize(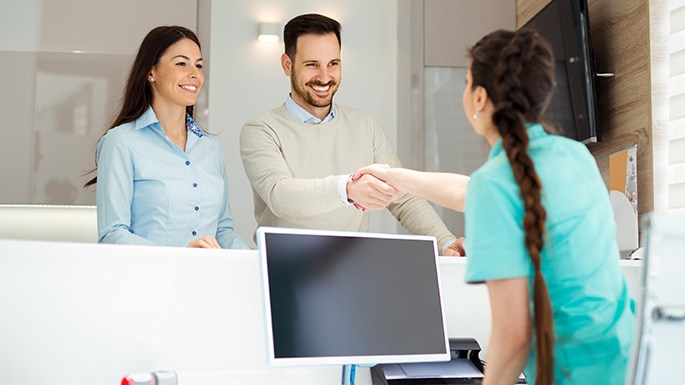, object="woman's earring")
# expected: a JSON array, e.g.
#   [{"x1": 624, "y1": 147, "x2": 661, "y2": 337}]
[
  {"x1": 472, "y1": 112, "x2": 479, "y2": 120},
  {"x1": 149, "y1": 76, "x2": 154, "y2": 82}
]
